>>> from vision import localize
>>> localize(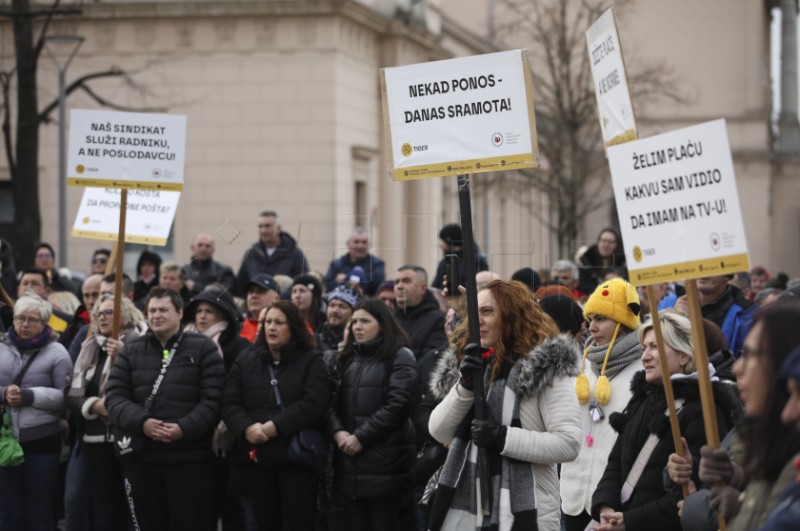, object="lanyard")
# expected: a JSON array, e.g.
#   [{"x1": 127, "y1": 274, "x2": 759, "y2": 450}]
[{"x1": 145, "y1": 332, "x2": 184, "y2": 412}]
